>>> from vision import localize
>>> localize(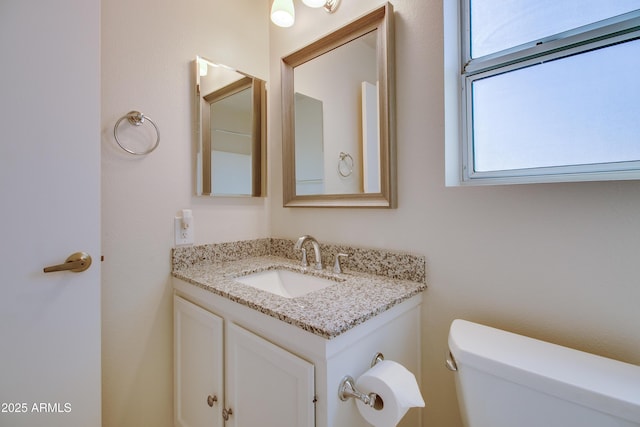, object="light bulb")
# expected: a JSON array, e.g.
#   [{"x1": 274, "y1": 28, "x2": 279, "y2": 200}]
[
  {"x1": 302, "y1": 0, "x2": 326, "y2": 7},
  {"x1": 271, "y1": 0, "x2": 295, "y2": 27}
]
